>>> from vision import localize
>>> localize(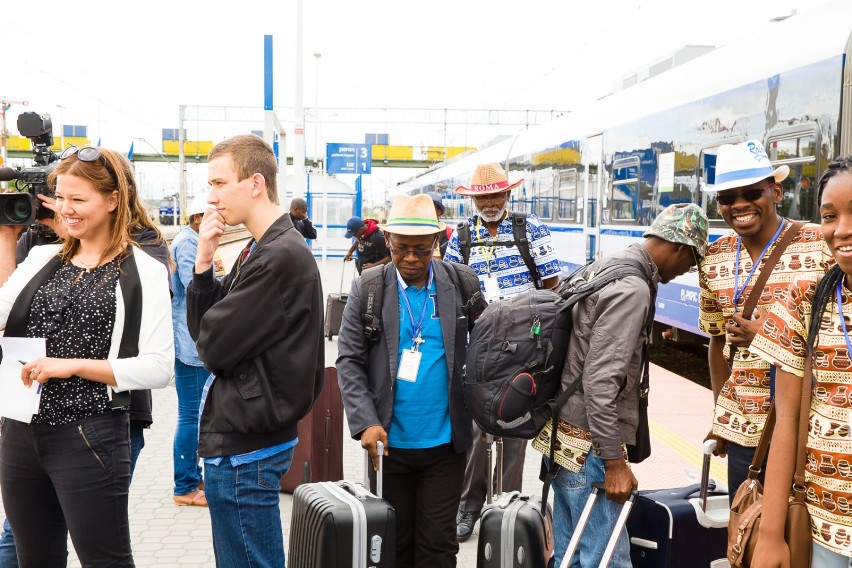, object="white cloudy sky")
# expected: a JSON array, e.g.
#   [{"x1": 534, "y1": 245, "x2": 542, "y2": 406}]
[{"x1": 1, "y1": 0, "x2": 834, "y2": 201}]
